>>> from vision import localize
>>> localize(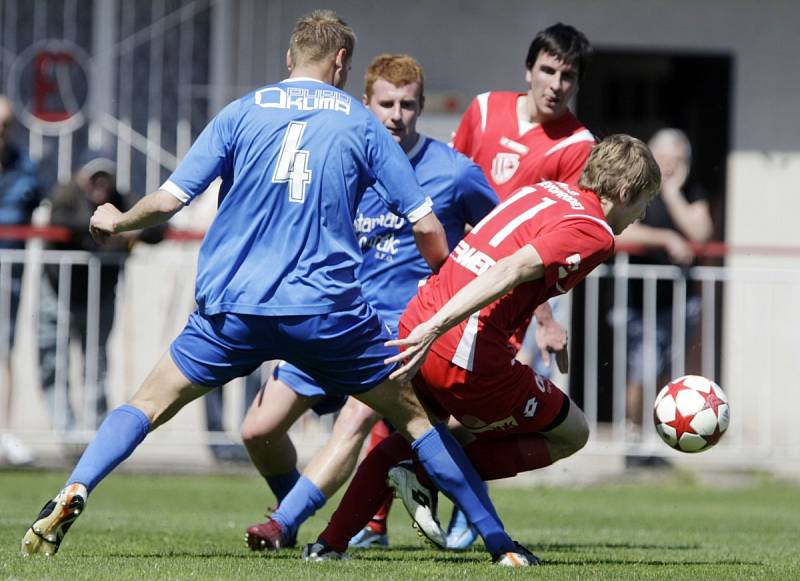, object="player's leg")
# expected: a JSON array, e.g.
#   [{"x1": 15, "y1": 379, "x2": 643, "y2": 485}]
[
  {"x1": 240, "y1": 373, "x2": 316, "y2": 500},
  {"x1": 353, "y1": 378, "x2": 519, "y2": 559},
  {"x1": 303, "y1": 397, "x2": 380, "y2": 496},
  {"x1": 284, "y1": 302, "x2": 518, "y2": 562},
  {"x1": 248, "y1": 393, "x2": 380, "y2": 550},
  {"x1": 442, "y1": 416, "x2": 481, "y2": 550},
  {"x1": 21, "y1": 311, "x2": 273, "y2": 556},
  {"x1": 349, "y1": 419, "x2": 393, "y2": 548},
  {"x1": 21, "y1": 350, "x2": 210, "y2": 556}
]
